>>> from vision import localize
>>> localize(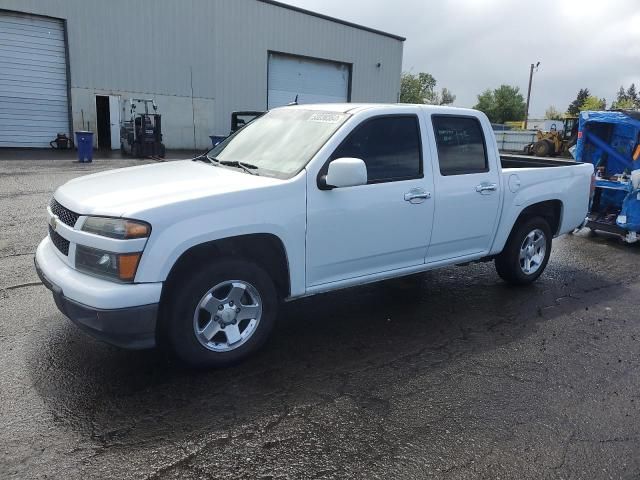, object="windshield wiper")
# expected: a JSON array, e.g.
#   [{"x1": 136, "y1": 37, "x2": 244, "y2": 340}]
[
  {"x1": 194, "y1": 155, "x2": 258, "y2": 175},
  {"x1": 193, "y1": 153, "x2": 219, "y2": 165},
  {"x1": 219, "y1": 160, "x2": 259, "y2": 175}
]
